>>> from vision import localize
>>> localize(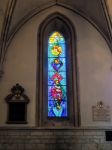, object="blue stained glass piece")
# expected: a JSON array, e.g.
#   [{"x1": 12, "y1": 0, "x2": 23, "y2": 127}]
[
  {"x1": 48, "y1": 99, "x2": 67, "y2": 117},
  {"x1": 48, "y1": 32, "x2": 67, "y2": 117},
  {"x1": 48, "y1": 58, "x2": 66, "y2": 72}
]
